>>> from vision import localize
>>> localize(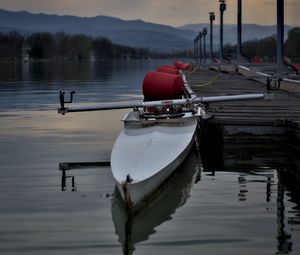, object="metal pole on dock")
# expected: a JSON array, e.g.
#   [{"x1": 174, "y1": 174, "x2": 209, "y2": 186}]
[
  {"x1": 219, "y1": 0, "x2": 226, "y2": 60},
  {"x1": 237, "y1": 0, "x2": 242, "y2": 64},
  {"x1": 194, "y1": 38, "x2": 197, "y2": 63},
  {"x1": 277, "y1": 0, "x2": 284, "y2": 80},
  {"x1": 203, "y1": 28, "x2": 208, "y2": 66},
  {"x1": 209, "y1": 12, "x2": 215, "y2": 62},
  {"x1": 196, "y1": 35, "x2": 200, "y2": 64},
  {"x1": 199, "y1": 31, "x2": 203, "y2": 65},
  {"x1": 195, "y1": 35, "x2": 198, "y2": 64}
]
